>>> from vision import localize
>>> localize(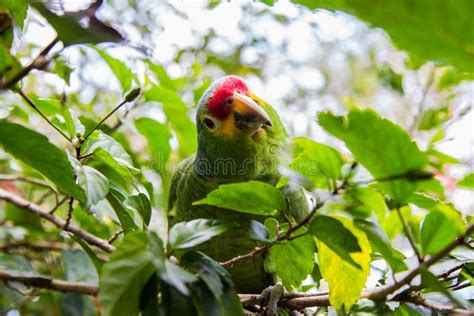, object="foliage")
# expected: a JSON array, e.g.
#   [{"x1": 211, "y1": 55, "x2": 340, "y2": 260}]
[
  {"x1": 0, "y1": 1, "x2": 472, "y2": 315},
  {"x1": 295, "y1": 0, "x2": 474, "y2": 72}
]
